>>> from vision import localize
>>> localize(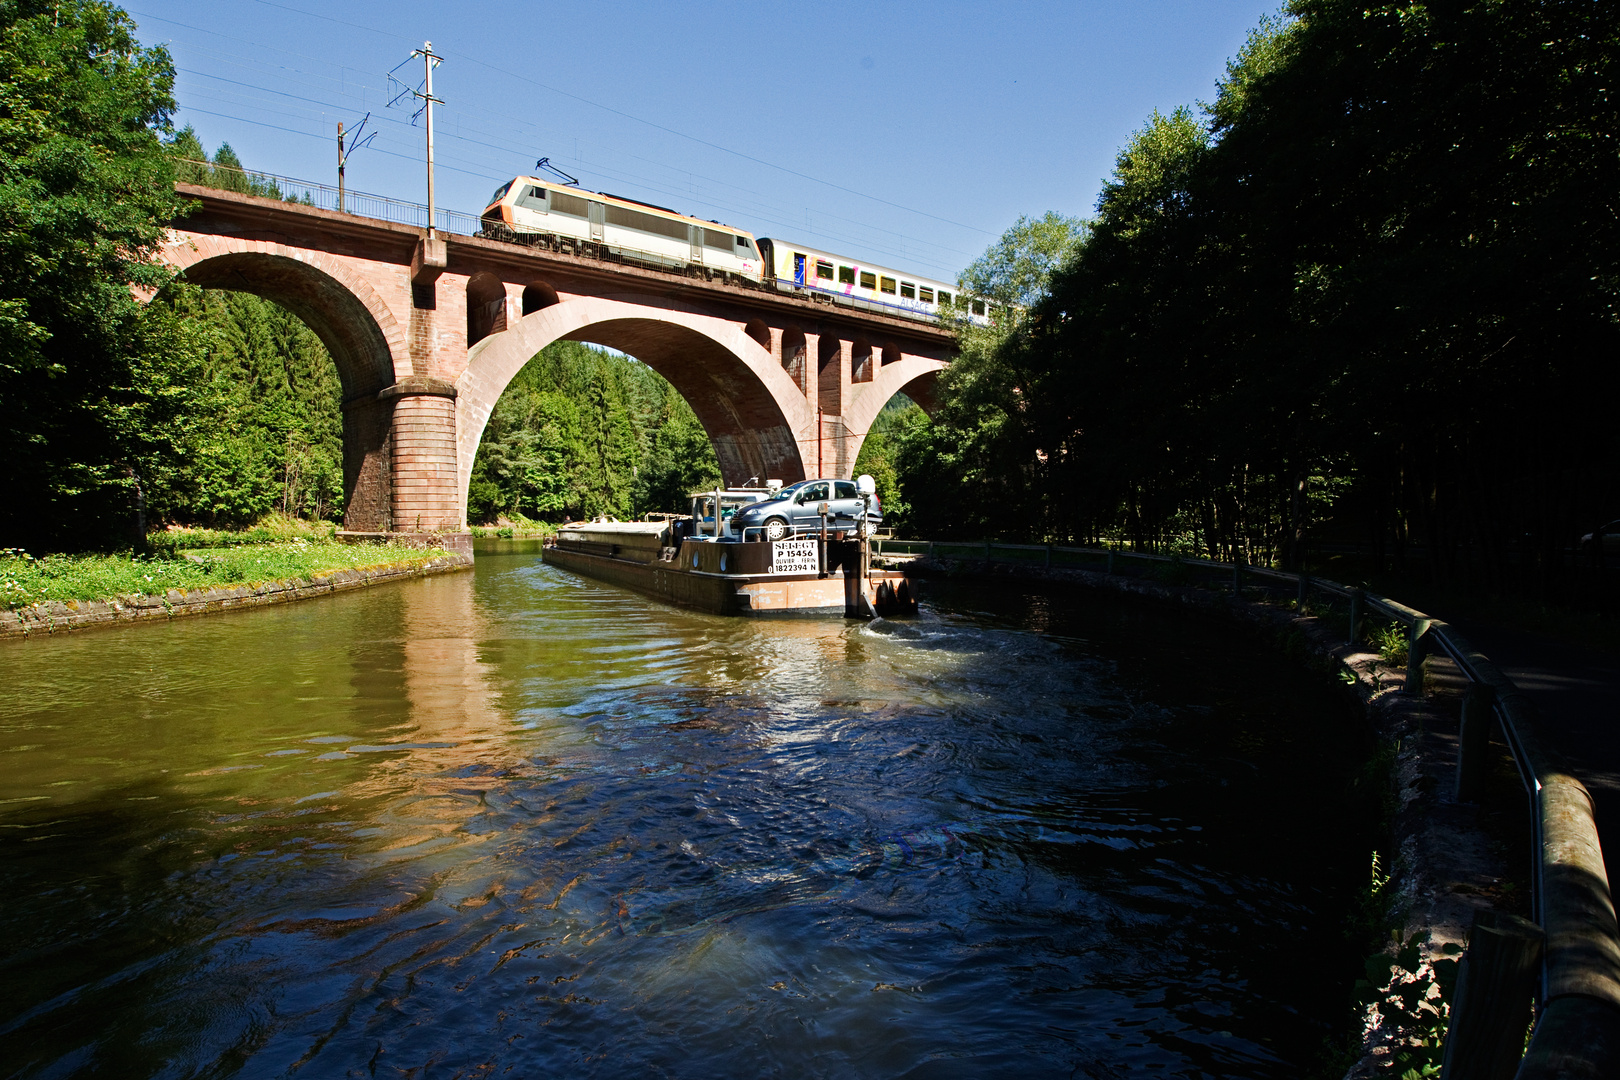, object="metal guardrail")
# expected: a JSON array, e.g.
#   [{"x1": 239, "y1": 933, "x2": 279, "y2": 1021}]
[
  {"x1": 880, "y1": 538, "x2": 1620, "y2": 1074},
  {"x1": 175, "y1": 159, "x2": 482, "y2": 235}
]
